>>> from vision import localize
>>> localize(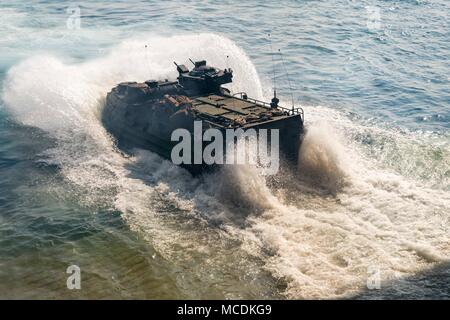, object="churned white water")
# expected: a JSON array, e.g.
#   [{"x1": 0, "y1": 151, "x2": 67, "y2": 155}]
[{"x1": 2, "y1": 32, "x2": 449, "y2": 298}]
